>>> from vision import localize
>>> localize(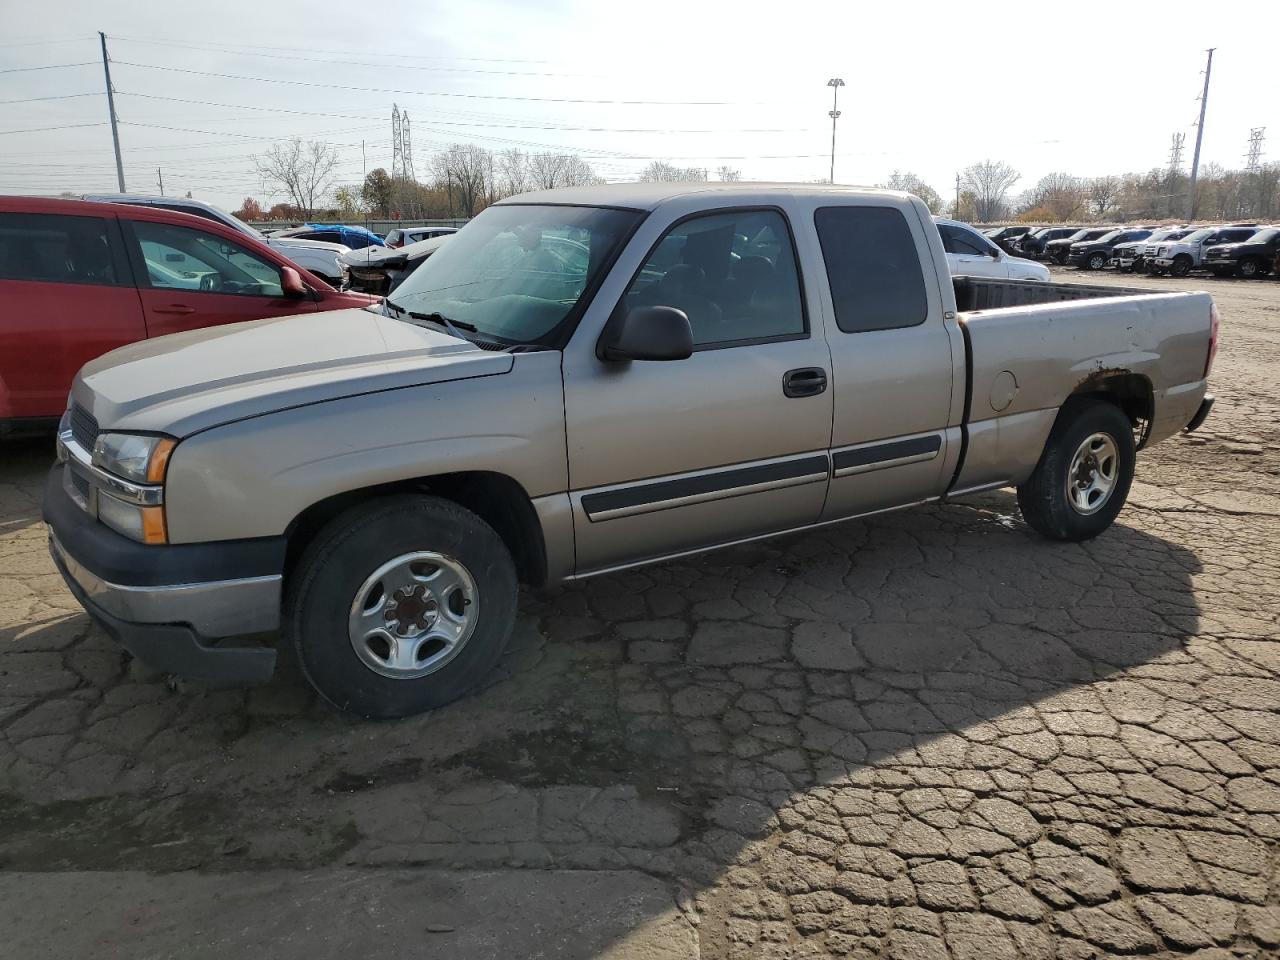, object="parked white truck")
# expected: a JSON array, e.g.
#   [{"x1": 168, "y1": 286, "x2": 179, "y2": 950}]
[{"x1": 47, "y1": 184, "x2": 1218, "y2": 718}]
